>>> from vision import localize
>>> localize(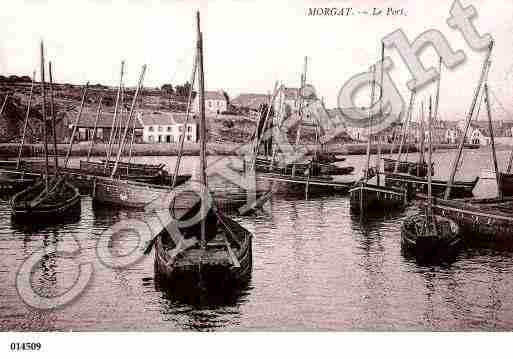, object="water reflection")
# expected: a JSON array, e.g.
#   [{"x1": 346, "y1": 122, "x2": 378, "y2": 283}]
[{"x1": 153, "y1": 278, "x2": 250, "y2": 331}]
